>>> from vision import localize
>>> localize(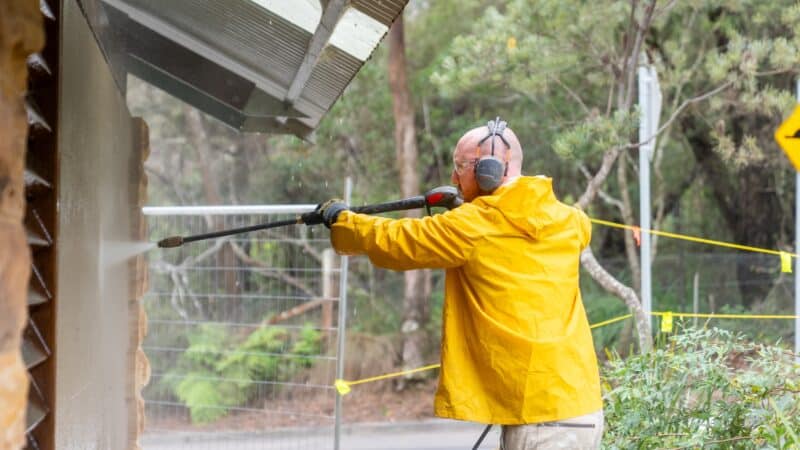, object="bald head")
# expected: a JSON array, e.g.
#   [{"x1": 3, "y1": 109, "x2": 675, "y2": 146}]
[
  {"x1": 450, "y1": 123, "x2": 524, "y2": 201},
  {"x1": 454, "y1": 125, "x2": 523, "y2": 176}
]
